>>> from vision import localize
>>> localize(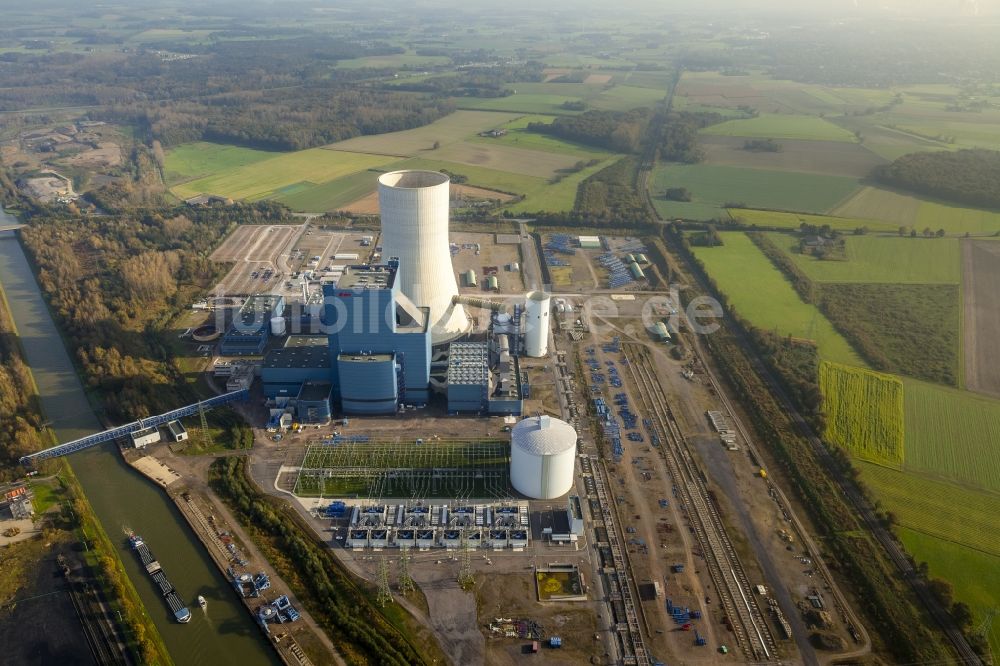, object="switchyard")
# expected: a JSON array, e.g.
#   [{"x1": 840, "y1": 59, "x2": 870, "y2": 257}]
[{"x1": 292, "y1": 439, "x2": 511, "y2": 499}]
